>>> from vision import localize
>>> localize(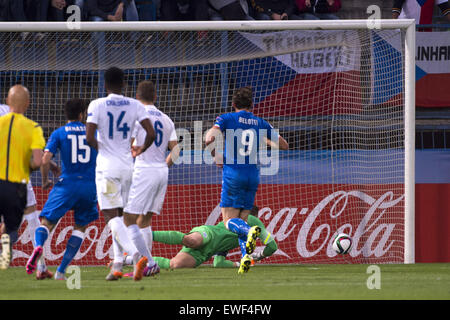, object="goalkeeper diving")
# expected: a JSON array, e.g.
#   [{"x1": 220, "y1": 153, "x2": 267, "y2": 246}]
[
  {"x1": 113, "y1": 206, "x2": 276, "y2": 273},
  {"x1": 150, "y1": 206, "x2": 277, "y2": 270}
]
